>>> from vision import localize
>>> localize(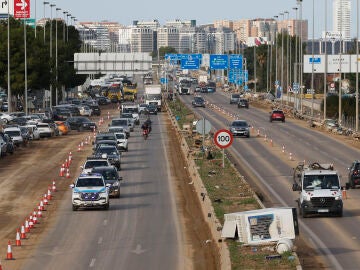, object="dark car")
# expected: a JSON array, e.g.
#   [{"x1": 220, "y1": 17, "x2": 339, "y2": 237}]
[
  {"x1": 238, "y1": 98, "x2": 249, "y2": 109},
  {"x1": 270, "y1": 110, "x2": 285, "y2": 122},
  {"x1": 66, "y1": 116, "x2": 97, "y2": 131},
  {"x1": 96, "y1": 96, "x2": 111, "y2": 105},
  {"x1": 192, "y1": 96, "x2": 206, "y2": 108},
  {"x1": 92, "y1": 166, "x2": 122, "y2": 198},
  {"x1": 0, "y1": 133, "x2": 8, "y2": 156},
  {"x1": 88, "y1": 104, "x2": 101, "y2": 116},
  {"x1": 229, "y1": 120, "x2": 250, "y2": 138},
  {"x1": 146, "y1": 104, "x2": 158, "y2": 115},
  {"x1": 348, "y1": 161, "x2": 360, "y2": 189},
  {"x1": 1, "y1": 102, "x2": 8, "y2": 112},
  {"x1": 94, "y1": 145, "x2": 121, "y2": 170}
]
